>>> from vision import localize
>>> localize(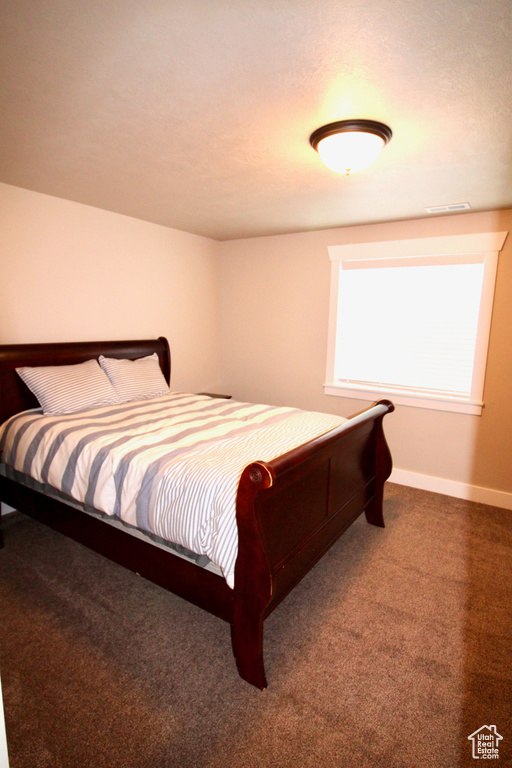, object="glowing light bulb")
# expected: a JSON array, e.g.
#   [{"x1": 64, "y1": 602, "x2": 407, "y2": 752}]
[
  {"x1": 310, "y1": 120, "x2": 392, "y2": 174},
  {"x1": 316, "y1": 131, "x2": 386, "y2": 174}
]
